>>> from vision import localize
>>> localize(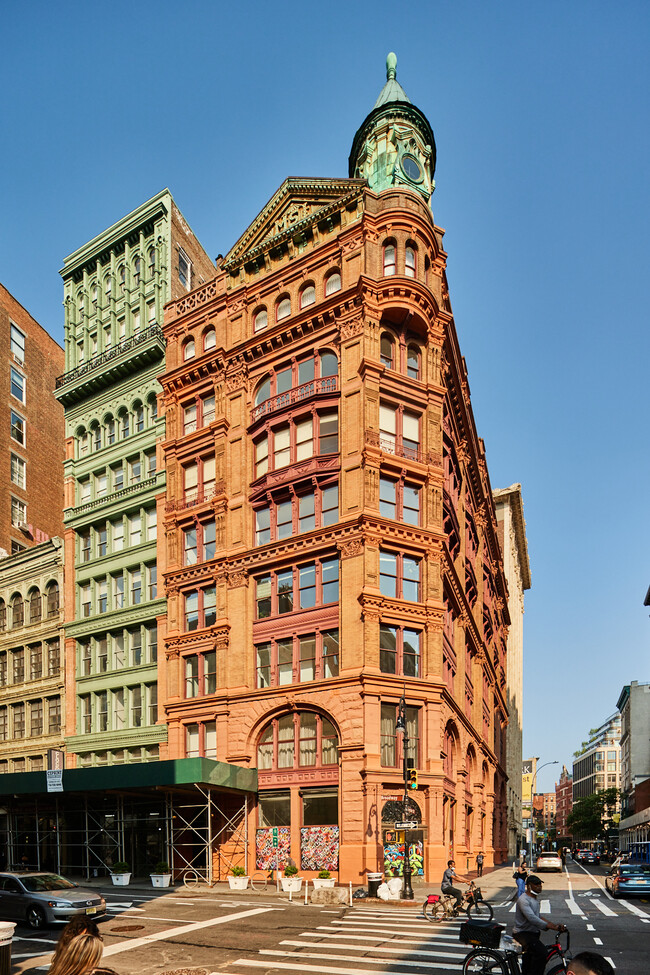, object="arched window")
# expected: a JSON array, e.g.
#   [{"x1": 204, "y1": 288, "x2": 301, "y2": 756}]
[
  {"x1": 147, "y1": 393, "x2": 158, "y2": 422},
  {"x1": 183, "y1": 338, "x2": 196, "y2": 361},
  {"x1": 254, "y1": 308, "x2": 268, "y2": 333},
  {"x1": 104, "y1": 275, "x2": 112, "y2": 305},
  {"x1": 276, "y1": 297, "x2": 291, "y2": 322},
  {"x1": 91, "y1": 282, "x2": 98, "y2": 307},
  {"x1": 133, "y1": 256, "x2": 141, "y2": 286},
  {"x1": 443, "y1": 725, "x2": 457, "y2": 779},
  {"x1": 203, "y1": 327, "x2": 216, "y2": 351},
  {"x1": 380, "y1": 333, "x2": 395, "y2": 369},
  {"x1": 29, "y1": 588, "x2": 41, "y2": 623},
  {"x1": 0, "y1": 599, "x2": 5, "y2": 631},
  {"x1": 11, "y1": 594, "x2": 24, "y2": 629},
  {"x1": 105, "y1": 414, "x2": 116, "y2": 445},
  {"x1": 118, "y1": 407, "x2": 130, "y2": 440},
  {"x1": 46, "y1": 582, "x2": 60, "y2": 618},
  {"x1": 300, "y1": 285, "x2": 315, "y2": 309},
  {"x1": 325, "y1": 272, "x2": 341, "y2": 296},
  {"x1": 257, "y1": 712, "x2": 338, "y2": 771},
  {"x1": 77, "y1": 291, "x2": 85, "y2": 324},
  {"x1": 255, "y1": 376, "x2": 271, "y2": 406},
  {"x1": 405, "y1": 245, "x2": 417, "y2": 278},
  {"x1": 383, "y1": 242, "x2": 396, "y2": 276},
  {"x1": 407, "y1": 344, "x2": 421, "y2": 380},
  {"x1": 320, "y1": 350, "x2": 338, "y2": 377},
  {"x1": 77, "y1": 428, "x2": 89, "y2": 458},
  {"x1": 133, "y1": 400, "x2": 144, "y2": 433},
  {"x1": 148, "y1": 246, "x2": 156, "y2": 277},
  {"x1": 90, "y1": 421, "x2": 101, "y2": 452},
  {"x1": 118, "y1": 264, "x2": 126, "y2": 294}
]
